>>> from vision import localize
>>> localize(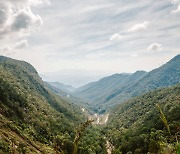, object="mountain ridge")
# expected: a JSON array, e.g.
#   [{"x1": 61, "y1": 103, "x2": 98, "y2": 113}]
[
  {"x1": 48, "y1": 81, "x2": 75, "y2": 93},
  {"x1": 73, "y1": 54, "x2": 180, "y2": 113},
  {"x1": 0, "y1": 56, "x2": 85, "y2": 153}
]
